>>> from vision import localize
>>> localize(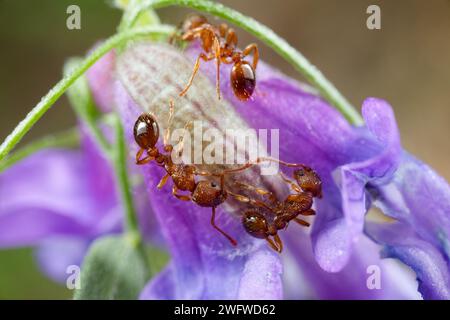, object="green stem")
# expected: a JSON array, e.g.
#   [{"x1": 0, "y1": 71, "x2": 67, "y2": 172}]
[
  {"x1": 123, "y1": 0, "x2": 364, "y2": 125},
  {"x1": 64, "y1": 58, "x2": 112, "y2": 155},
  {"x1": 111, "y1": 115, "x2": 148, "y2": 272},
  {"x1": 0, "y1": 129, "x2": 79, "y2": 173},
  {"x1": 111, "y1": 115, "x2": 141, "y2": 242},
  {"x1": 0, "y1": 24, "x2": 174, "y2": 161}
]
